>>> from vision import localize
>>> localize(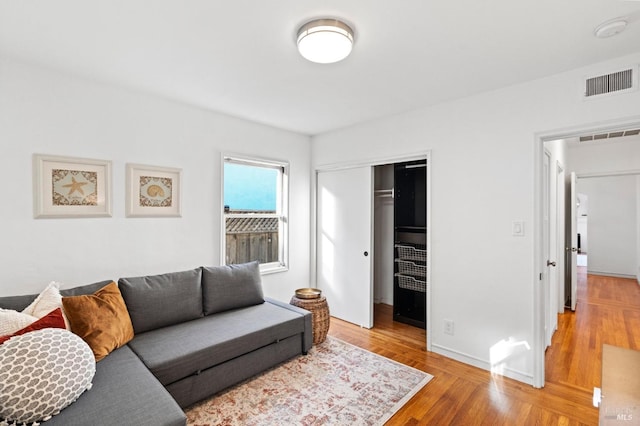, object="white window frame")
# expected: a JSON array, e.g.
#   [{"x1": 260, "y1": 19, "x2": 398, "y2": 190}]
[{"x1": 221, "y1": 154, "x2": 289, "y2": 274}]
